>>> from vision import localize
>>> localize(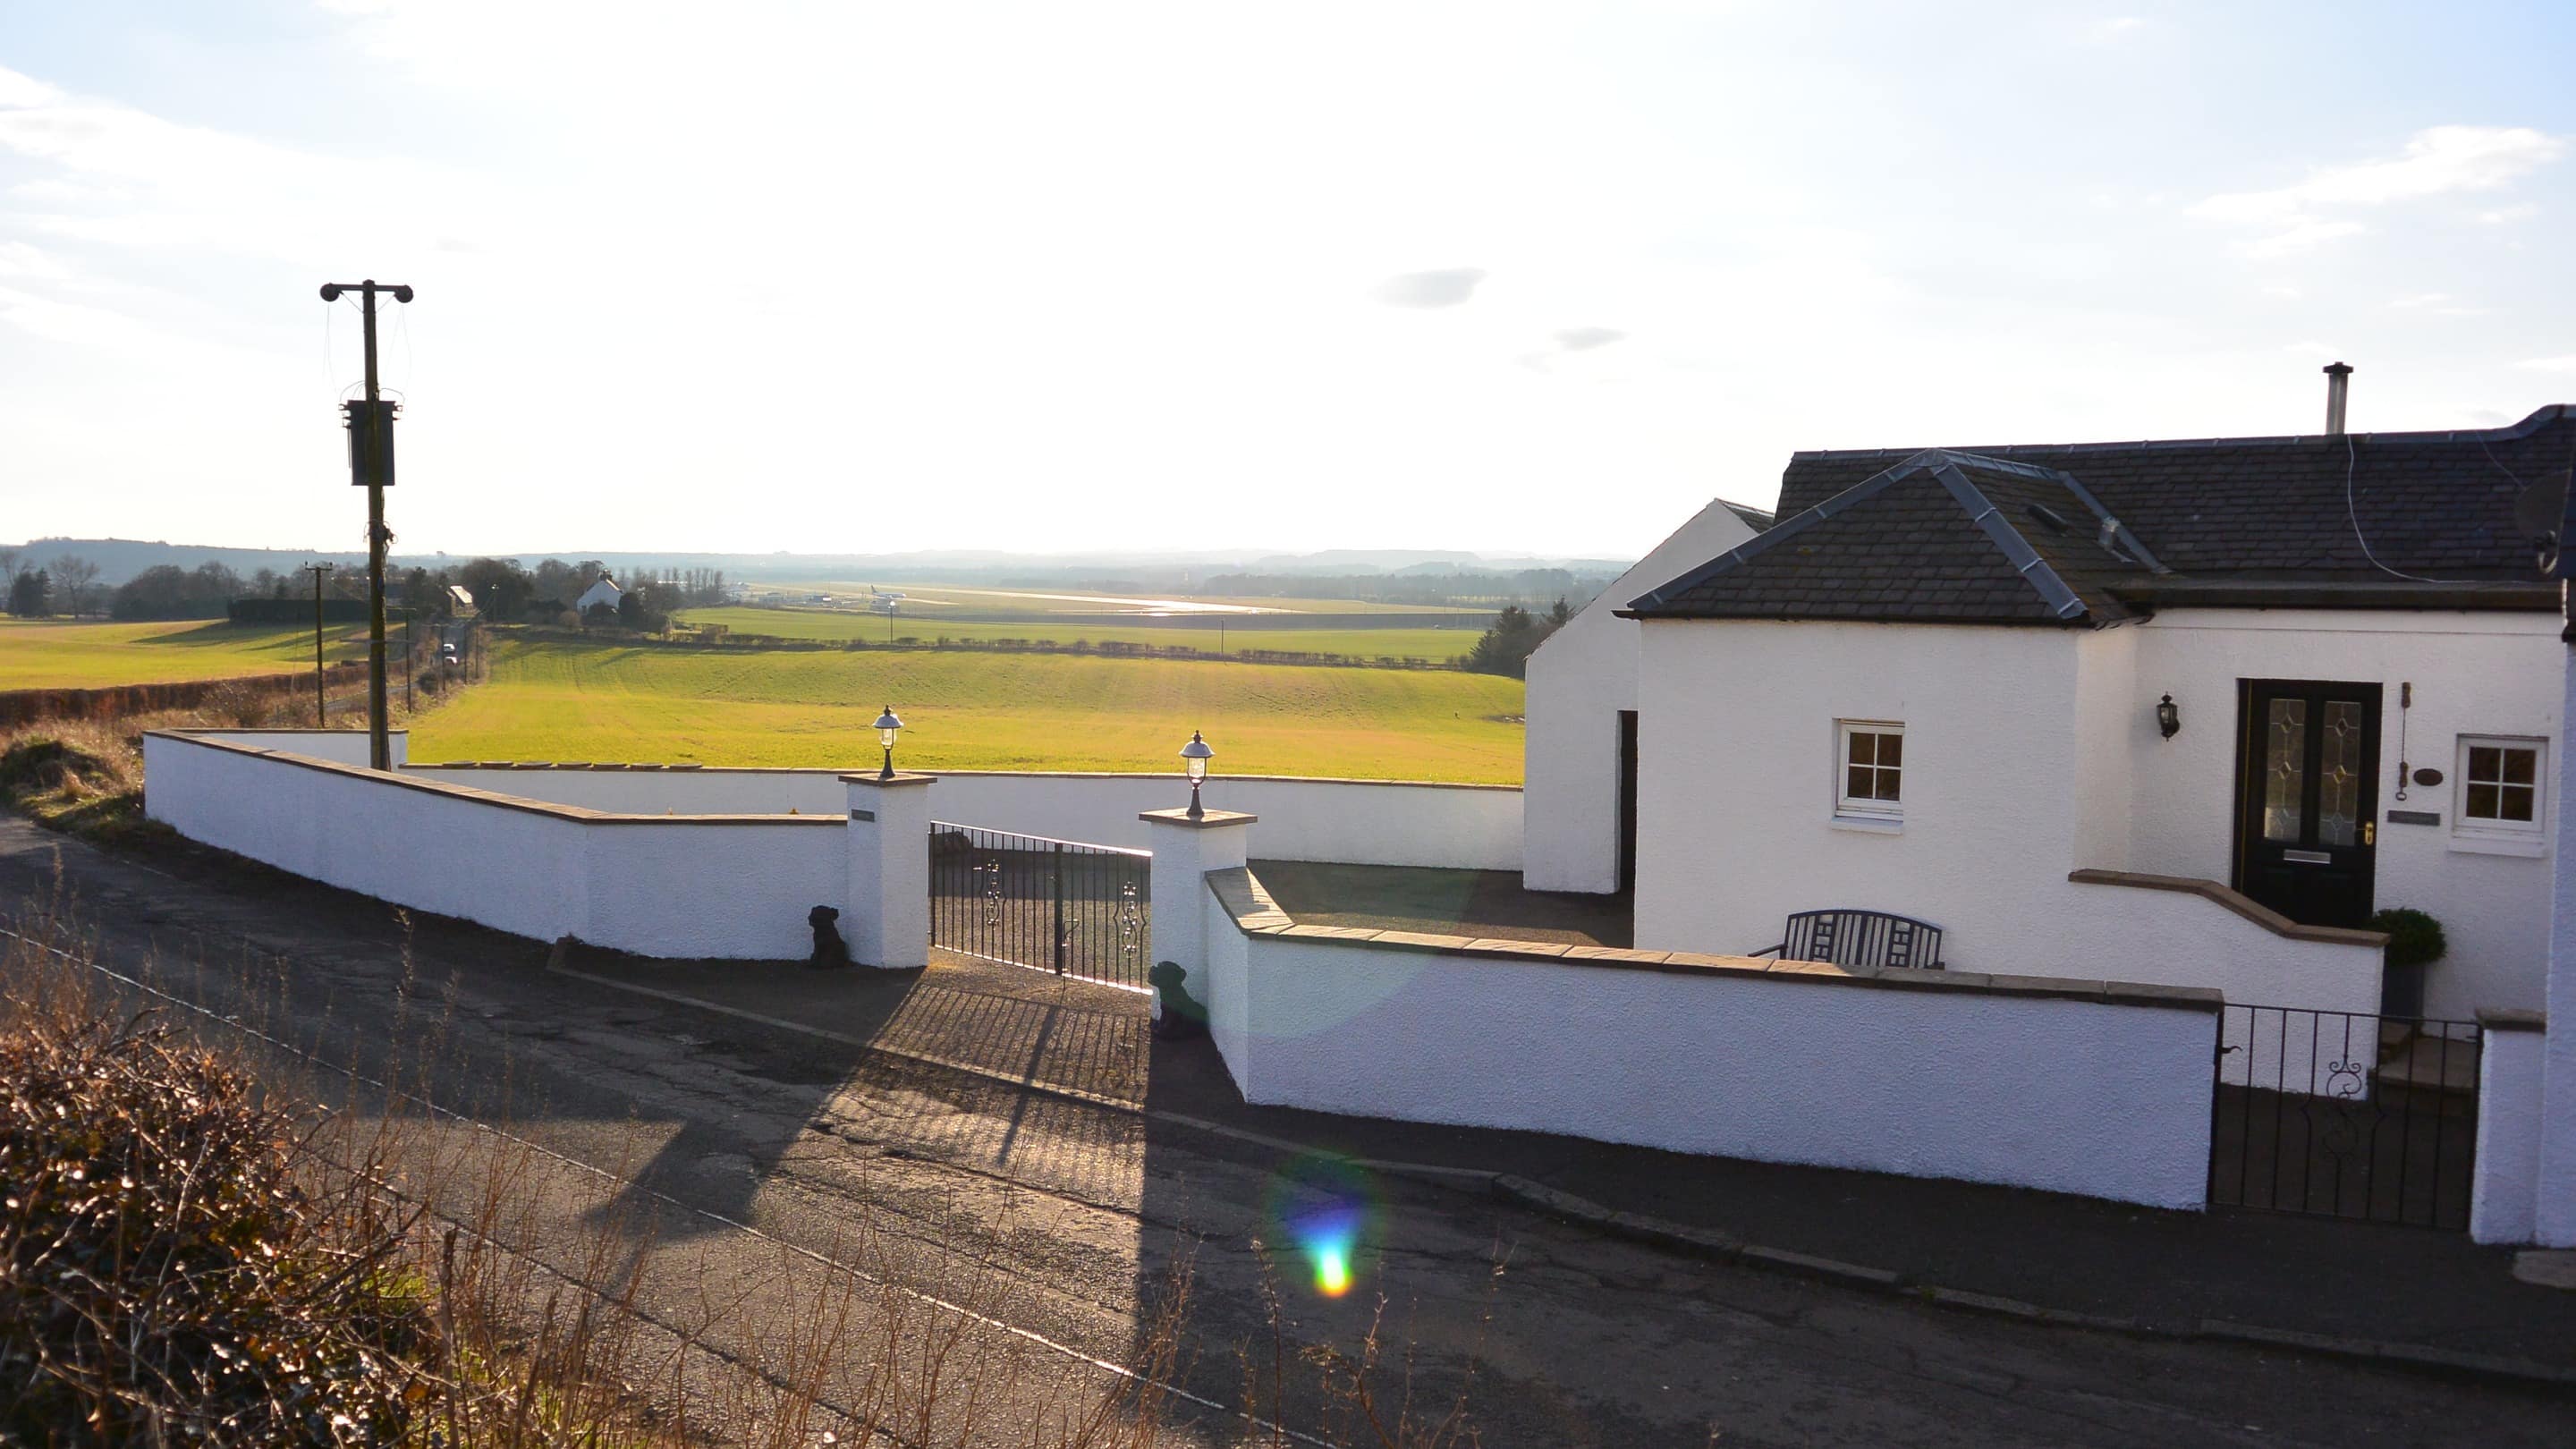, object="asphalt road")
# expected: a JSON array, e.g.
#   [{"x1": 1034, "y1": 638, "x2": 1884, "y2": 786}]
[{"x1": 3, "y1": 814, "x2": 2570, "y2": 1447}]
